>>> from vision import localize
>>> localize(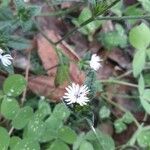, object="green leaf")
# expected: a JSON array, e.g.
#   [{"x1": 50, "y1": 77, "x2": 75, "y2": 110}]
[
  {"x1": 114, "y1": 119, "x2": 127, "y2": 133},
  {"x1": 138, "y1": 74, "x2": 145, "y2": 95},
  {"x1": 137, "y1": 129, "x2": 150, "y2": 148},
  {"x1": 1, "y1": 97, "x2": 20, "y2": 120},
  {"x1": 12, "y1": 138, "x2": 40, "y2": 150},
  {"x1": 14, "y1": 0, "x2": 25, "y2": 10},
  {"x1": 37, "y1": 100, "x2": 51, "y2": 120},
  {"x1": 73, "y1": 133, "x2": 85, "y2": 150},
  {"x1": 39, "y1": 116, "x2": 62, "y2": 142},
  {"x1": 58, "y1": 126, "x2": 77, "y2": 144},
  {"x1": 47, "y1": 140, "x2": 69, "y2": 150},
  {"x1": 132, "y1": 49, "x2": 146, "y2": 77},
  {"x1": 99, "y1": 24, "x2": 127, "y2": 50},
  {"x1": 52, "y1": 103, "x2": 70, "y2": 121},
  {"x1": 3, "y1": 74, "x2": 26, "y2": 97},
  {"x1": 7, "y1": 36, "x2": 32, "y2": 50},
  {"x1": 12, "y1": 106, "x2": 33, "y2": 129},
  {"x1": 72, "y1": 7, "x2": 101, "y2": 37},
  {"x1": 138, "y1": 0, "x2": 150, "y2": 12},
  {"x1": 85, "y1": 129, "x2": 115, "y2": 150},
  {"x1": 0, "y1": 127, "x2": 10, "y2": 150},
  {"x1": 79, "y1": 141, "x2": 94, "y2": 150},
  {"x1": 99, "y1": 106, "x2": 110, "y2": 119},
  {"x1": 140, "y1": 89, "x2": 150, "y2": 114},
  {"x1": 129, "y1": 23, "x2": 150, "y2": 50},
  {"x1": 24, "y1": 116, "x2": 45, "y2": 141},
  {"x1": 55, "y1": 65, "x2": 69, "y2": 86},
  {"x1": 9, "y1": 136, "x2": 21, "y2": 150},
  {"x1": 122, "y1": 112, "x2": 134, "y2": 124}
]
